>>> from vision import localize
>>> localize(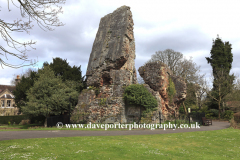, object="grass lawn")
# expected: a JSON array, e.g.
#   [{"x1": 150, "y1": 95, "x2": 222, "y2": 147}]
[
  {"x1": 0, "y1": 128, "x2": 239, "y2": 159},
  {"x1": 0, "y1": 124, "x2": 42, "y2": 130}
]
